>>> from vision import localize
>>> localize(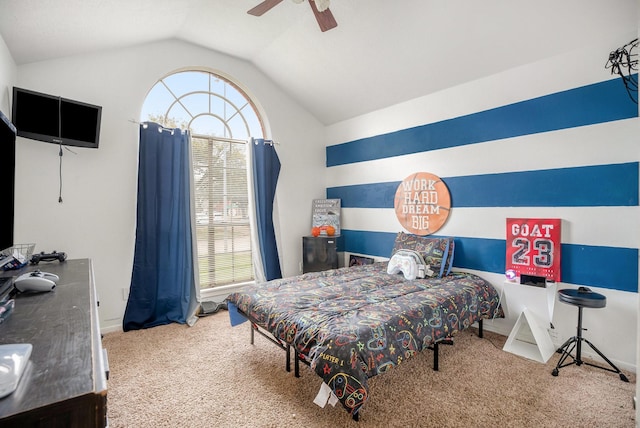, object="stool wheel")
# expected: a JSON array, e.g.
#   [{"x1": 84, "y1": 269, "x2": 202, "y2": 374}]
[{"x1": 551, "y1": 368, "x2": 559, "y2": 377}]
